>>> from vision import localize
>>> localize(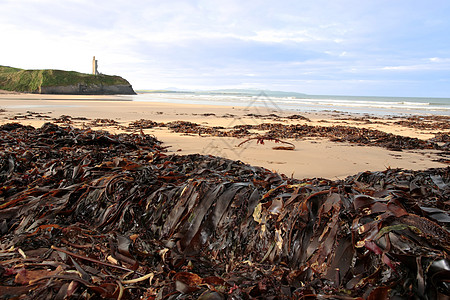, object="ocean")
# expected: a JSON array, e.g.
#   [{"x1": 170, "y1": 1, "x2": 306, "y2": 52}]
[{"x1": 131, "y1": 91, "x2": 450, "y2": 116}]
